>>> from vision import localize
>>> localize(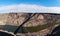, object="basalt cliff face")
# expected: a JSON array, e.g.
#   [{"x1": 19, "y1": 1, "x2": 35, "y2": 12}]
[
  {"x1": 5, "y1": 13, "x2": 60, "y2": 27},
  {"x1": 0, "y1": 13, "x2": 60, "y2": 27}
]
